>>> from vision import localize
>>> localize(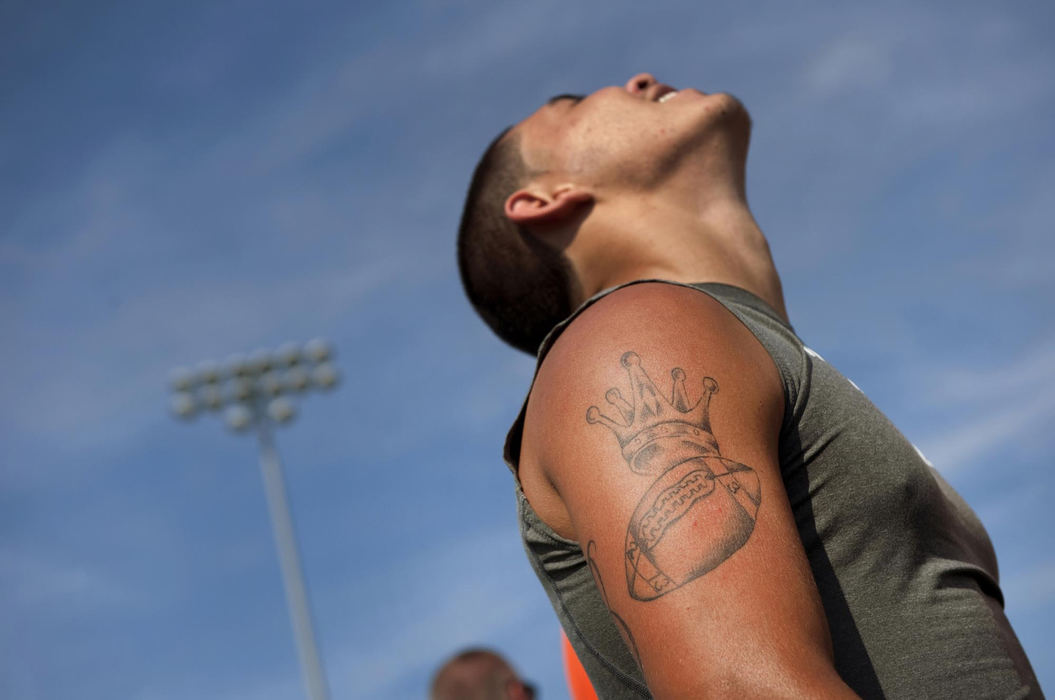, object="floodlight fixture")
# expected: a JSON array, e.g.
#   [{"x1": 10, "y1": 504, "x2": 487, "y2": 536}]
[
  {"x1": 170, "y1": 391, "x2": 197, "y2": 418},
  {"x1": 276, "y1": 341, "x2": 302, "y2": 366},
  {"x1": 304, "y1": 338, "x2": 332, "y2": 363},
  {"x1": 168, "y1": 339, "x2": 340, "y2": 700}
]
